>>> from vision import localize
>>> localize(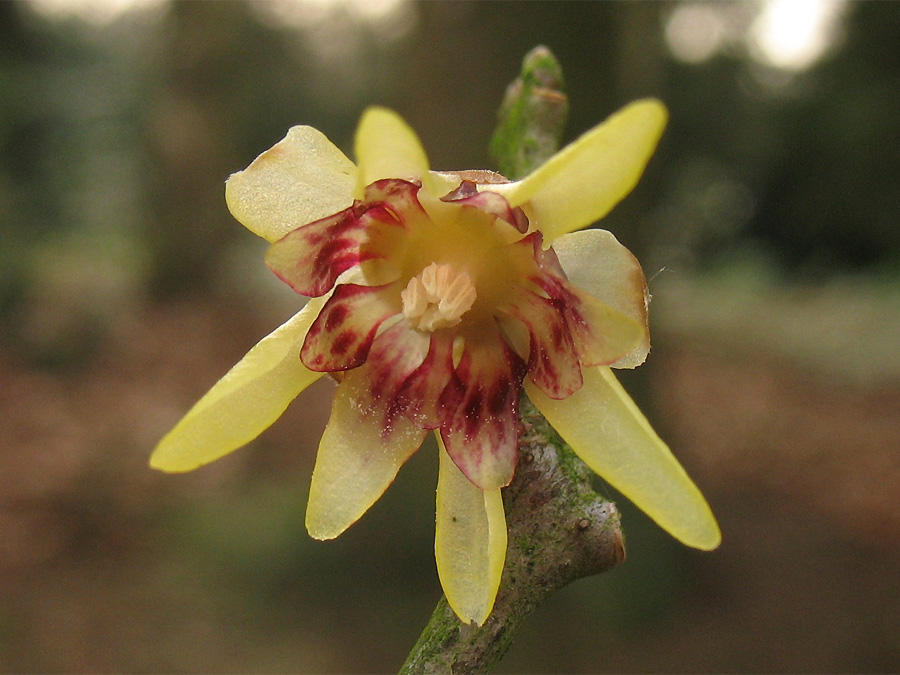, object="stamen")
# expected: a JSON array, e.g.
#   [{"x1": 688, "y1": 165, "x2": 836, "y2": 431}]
[{"x1": 401, "y1": 263, "x2": 477, "y2": 332}]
